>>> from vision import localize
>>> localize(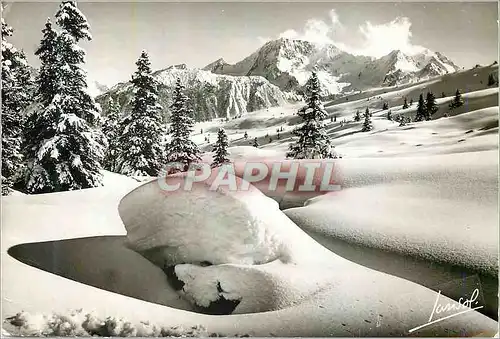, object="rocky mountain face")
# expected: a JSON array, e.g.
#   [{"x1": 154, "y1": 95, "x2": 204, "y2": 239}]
[
  {"x1": 97, "y1": 38, "x2": 460, "y2": 121},
  {"x1": 96, "y1": 64, "x2": 289, "y2": 121},
  {"x1": 205, "y1": 38, "x2": 461, "y2": 96}
]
